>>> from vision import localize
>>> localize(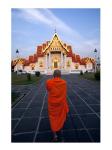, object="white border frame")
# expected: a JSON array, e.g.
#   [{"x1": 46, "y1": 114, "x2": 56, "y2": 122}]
[{"x1": 0, "y1": 0, "x2": 112, "y2": 149}]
